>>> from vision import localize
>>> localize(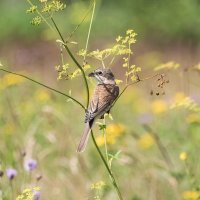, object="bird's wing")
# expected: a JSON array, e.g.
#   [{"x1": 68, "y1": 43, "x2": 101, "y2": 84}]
[
  {"x1": 85, "y1": 94, "x2": 99, "y2": 123},
  {"x1": 85, "y1": 85, "x2": 119, "y2": 122}
]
